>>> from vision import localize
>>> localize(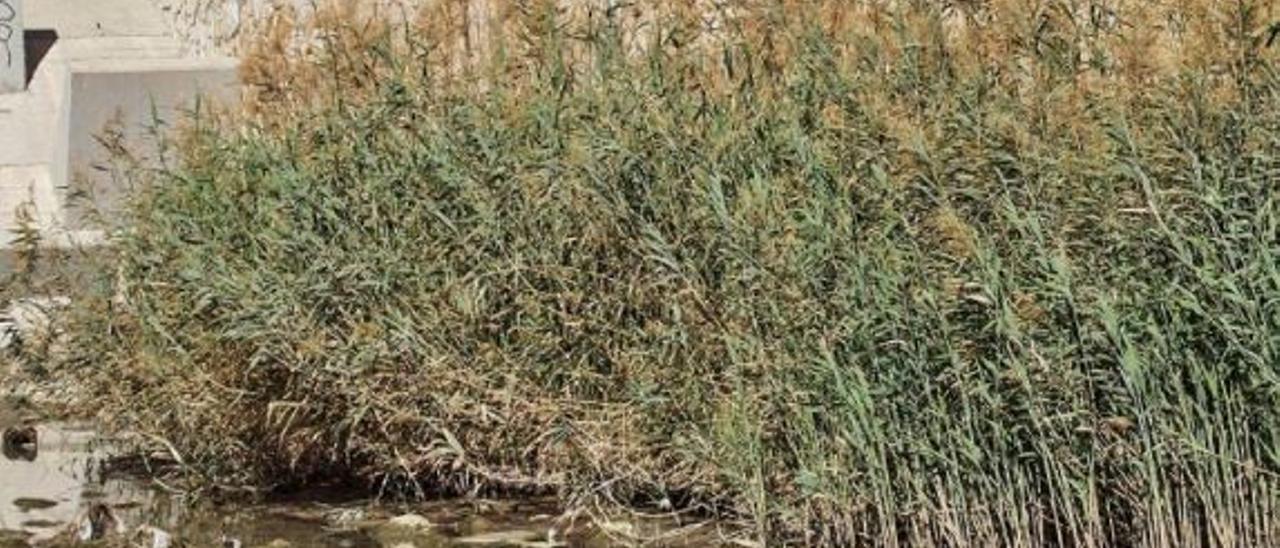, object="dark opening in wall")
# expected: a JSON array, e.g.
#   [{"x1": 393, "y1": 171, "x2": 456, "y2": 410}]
[{"x1": 25, "y1": 29, "x2": 57, "y2": 87}]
